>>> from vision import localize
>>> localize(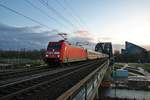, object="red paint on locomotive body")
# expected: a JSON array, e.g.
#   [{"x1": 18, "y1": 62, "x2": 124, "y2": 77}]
[
  {"x1": 61, "y1": 42, "x2": 87, "y2": 63},
  {"x1": 45, "y1": 40, "x2": 87, "y2": 64}
]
